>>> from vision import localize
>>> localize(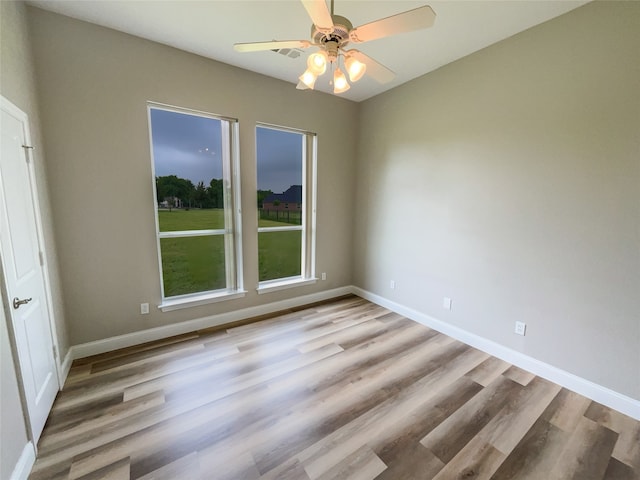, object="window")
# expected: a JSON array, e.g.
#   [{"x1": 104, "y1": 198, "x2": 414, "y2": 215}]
[
  {"x1": 148, "y1": 104, "x2": 243, "y2": 310},
  {"x1": 256, "y1": 124, "x2": 316, "y2": 292}
]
